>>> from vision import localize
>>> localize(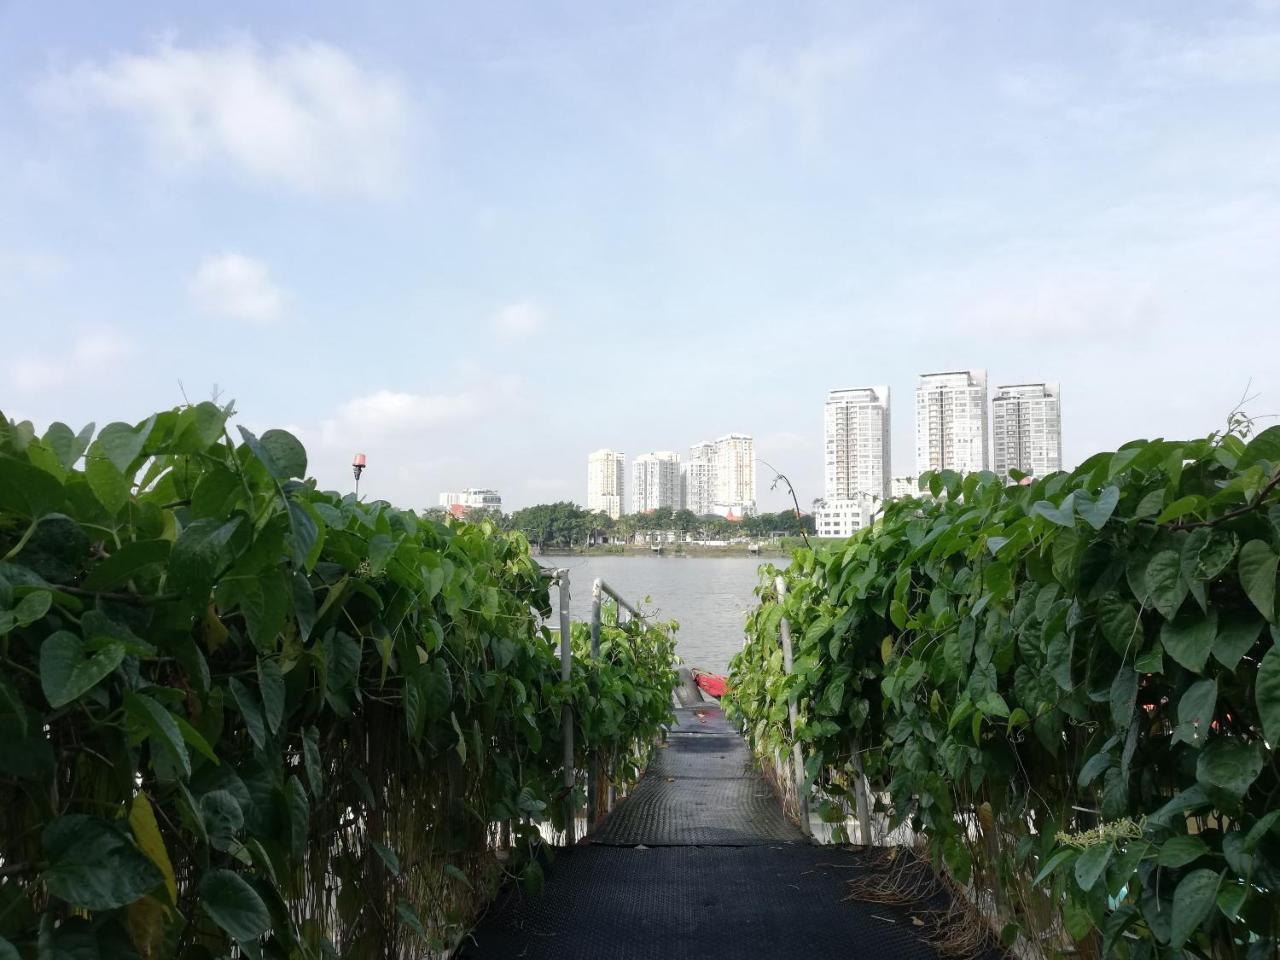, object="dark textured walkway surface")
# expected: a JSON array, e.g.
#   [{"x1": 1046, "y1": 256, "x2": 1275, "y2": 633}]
[{"x1": 458, "y1": 706, "x2": 963, "y2": 959}]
